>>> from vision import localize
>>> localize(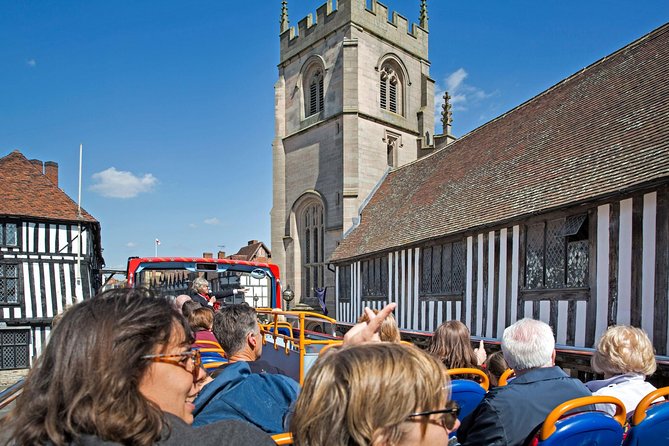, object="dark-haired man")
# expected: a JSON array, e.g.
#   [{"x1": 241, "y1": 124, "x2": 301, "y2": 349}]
[{"x1": 192, "y1": 304, "x2": 299, "y2": 434}]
